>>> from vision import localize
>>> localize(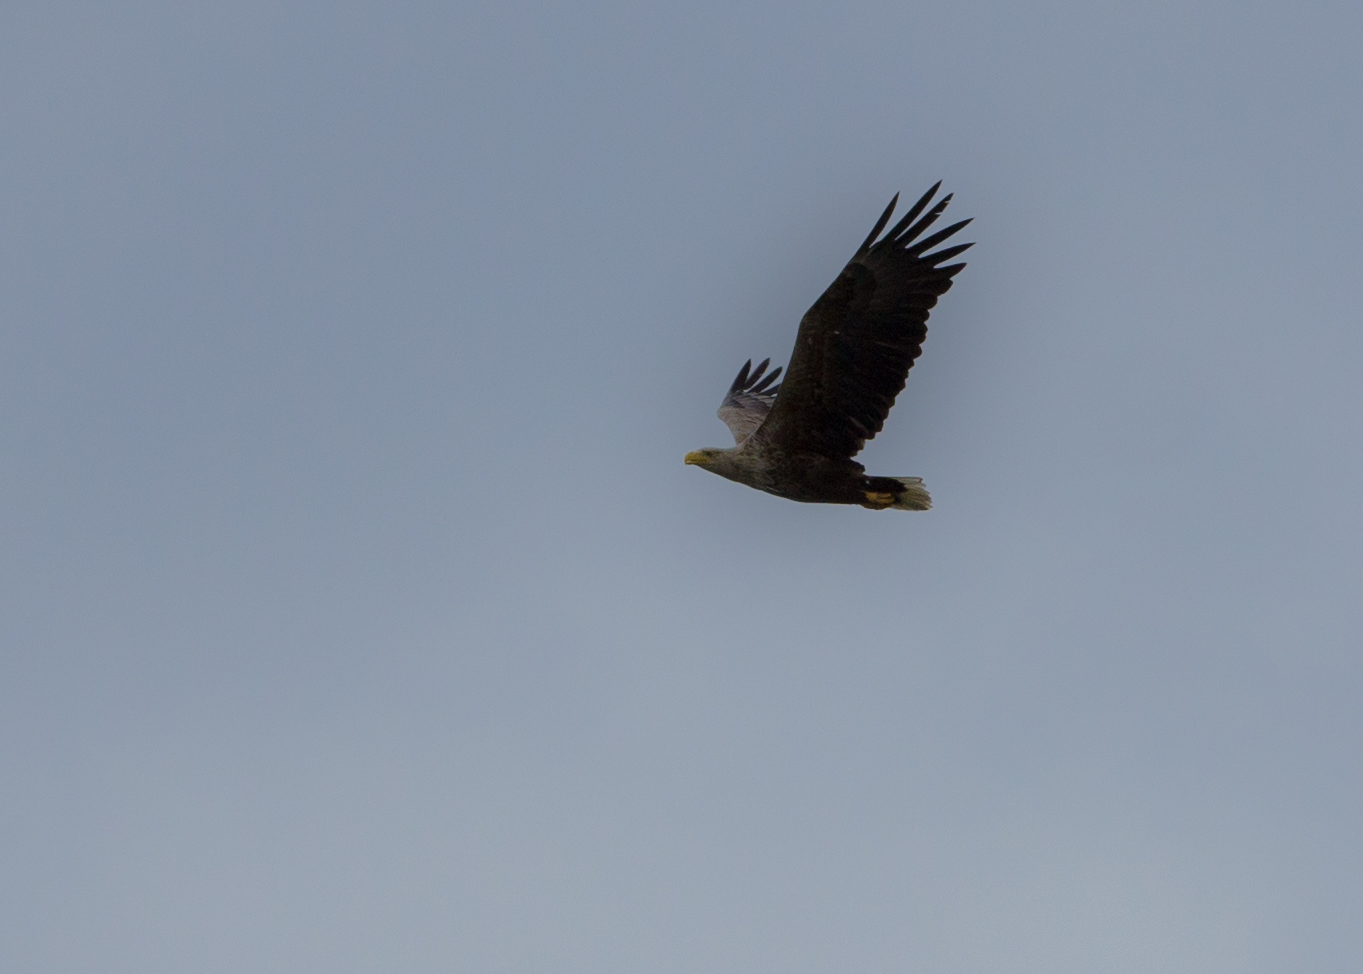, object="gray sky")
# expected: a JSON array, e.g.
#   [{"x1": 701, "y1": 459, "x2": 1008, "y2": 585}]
[{"x1": 3, "y1": 2, "x2": 1361, "y2": 972}]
